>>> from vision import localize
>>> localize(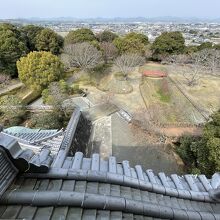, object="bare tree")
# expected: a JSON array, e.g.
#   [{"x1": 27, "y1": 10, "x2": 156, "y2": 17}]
[
  {"x1": 100, "y1": 42, "x2": 118, "y2": 64},
  {"x1": 62, "y1": 42, "x2": 102, "y2": 70},
  {"x1": 114, "y1": 53, "x2": 145, "y2": 79},
  {"x1": 167, "y1": 52, "x2": 207, "y2": 86},
  {"x1": 203, "y1": 49, "x2": 220, "y2": 74},
  {"x1": 181, "y1": 52, "x2": 207, "y2": 86},
  {"x1": 44, "y1": 82, "x2": 70, "y2": 116}
]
